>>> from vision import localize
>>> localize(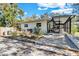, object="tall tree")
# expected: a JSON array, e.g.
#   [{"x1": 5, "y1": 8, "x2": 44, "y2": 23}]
[
  {"x1": 0, "y1": 3, "x2": 24, "y2": 27},
  {"x1": 40, "y1": 13, "x2": 49, "y2": 20}
]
